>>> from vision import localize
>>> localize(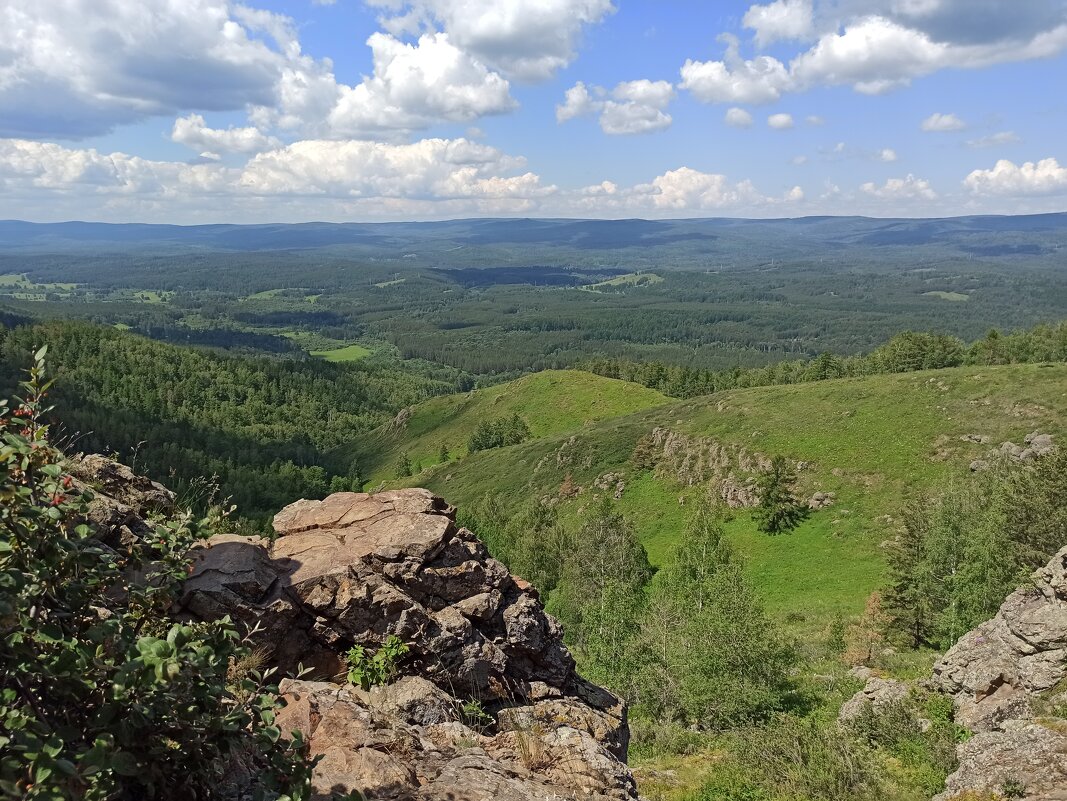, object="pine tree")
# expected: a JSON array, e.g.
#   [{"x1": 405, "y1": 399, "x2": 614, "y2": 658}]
[
  {"x1": 881, "y1": 495, "x2": 935, "y2": 648},
  {"x1": 394, "y1": 451, "x2": 412, "y2": 478},
  {"x1": 753, "y1": 456, "x2": 806, "y2": 534}
]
